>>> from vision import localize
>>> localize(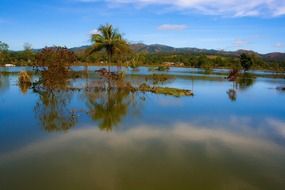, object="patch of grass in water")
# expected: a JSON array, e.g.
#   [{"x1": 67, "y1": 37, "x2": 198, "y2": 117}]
[{"x1": 139, "y1": 83, "x2": 193, "y2": 97}]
